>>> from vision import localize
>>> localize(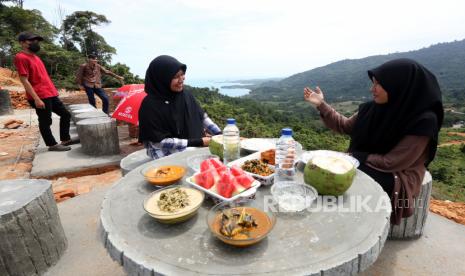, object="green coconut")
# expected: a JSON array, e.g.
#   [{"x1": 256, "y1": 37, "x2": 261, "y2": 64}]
[
  {"x1": 304, "y1": 155, "x2": 356, "y2": 196},
  {"x1": 209, "y1": 135, "x2": 224, "y2": 159}
]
